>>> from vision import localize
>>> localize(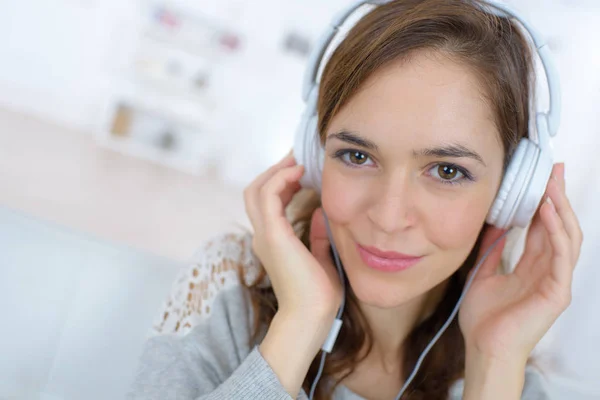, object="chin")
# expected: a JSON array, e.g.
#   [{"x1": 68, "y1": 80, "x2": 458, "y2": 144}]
[{"x1": 342, "y1": 254, "x2": 431, "y2": 309}]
